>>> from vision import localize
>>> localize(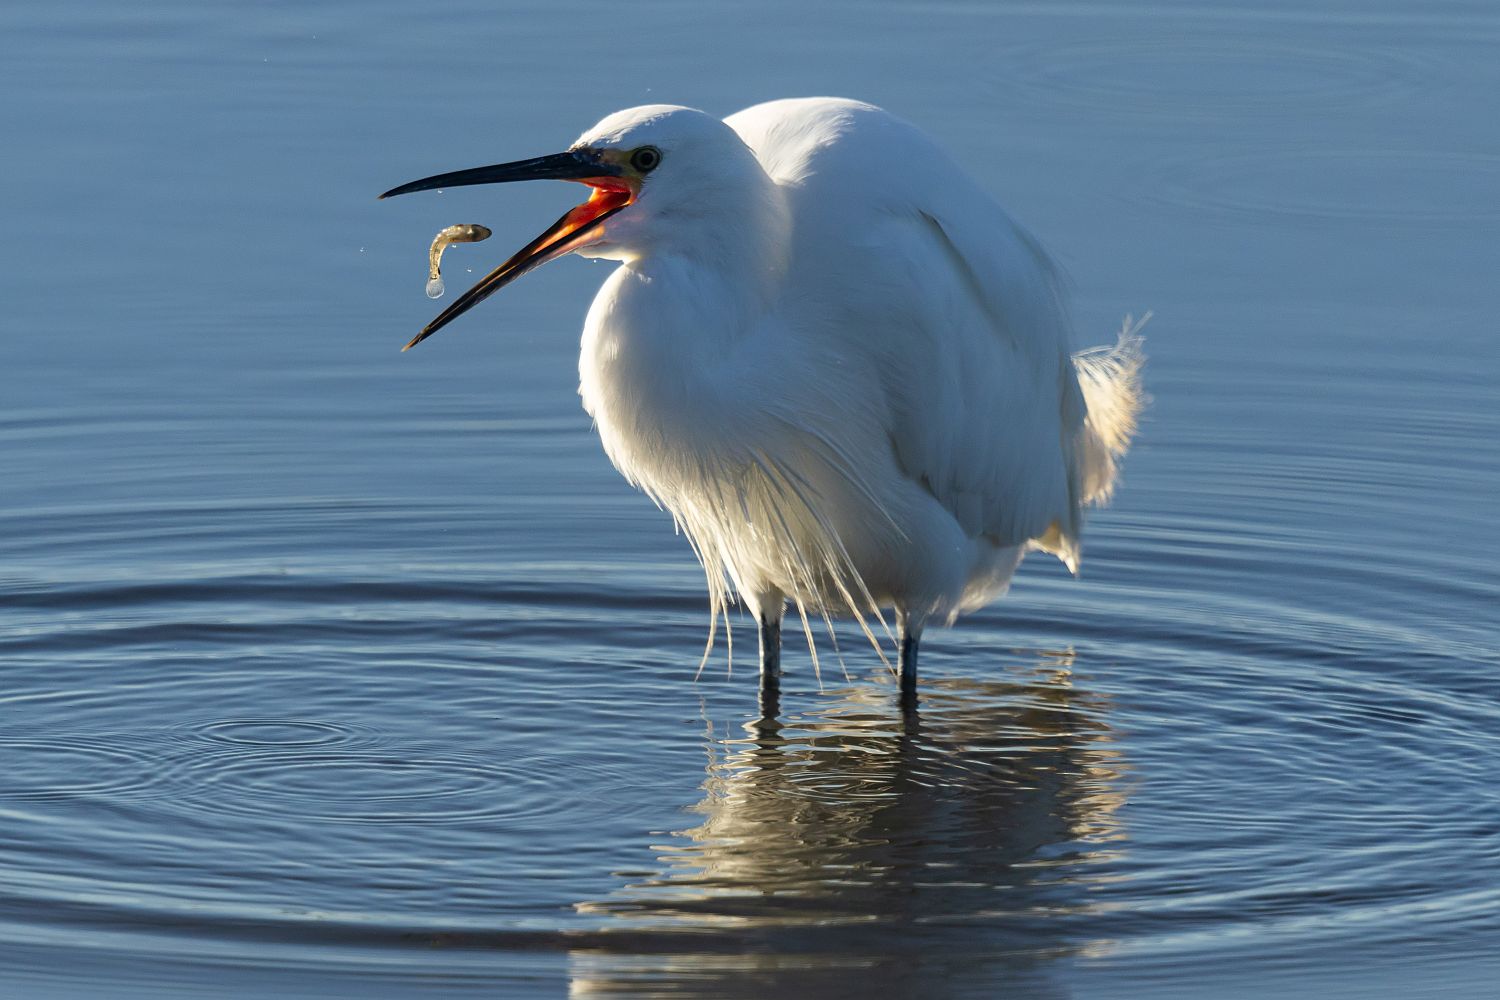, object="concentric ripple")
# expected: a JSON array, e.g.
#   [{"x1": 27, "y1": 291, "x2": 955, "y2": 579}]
[
  {"x1": 152, "y1": 739, "x2": 665, "y2": 829},
  {"x1": 185, "y1": 718, "x2": 371, "y2": 748},
  {"x1": 998, "y1": 35, "x2": 1426, "y2": 120},
  {"x1": 176, "y1": 750, "x2": 528, "y2": 824},
  {"x1": 0, "y1": 736, "x2": 170, "y2": 802},
  {"x1": 1139, "y1": 148, "x2": 1500, "y2": 226}
]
